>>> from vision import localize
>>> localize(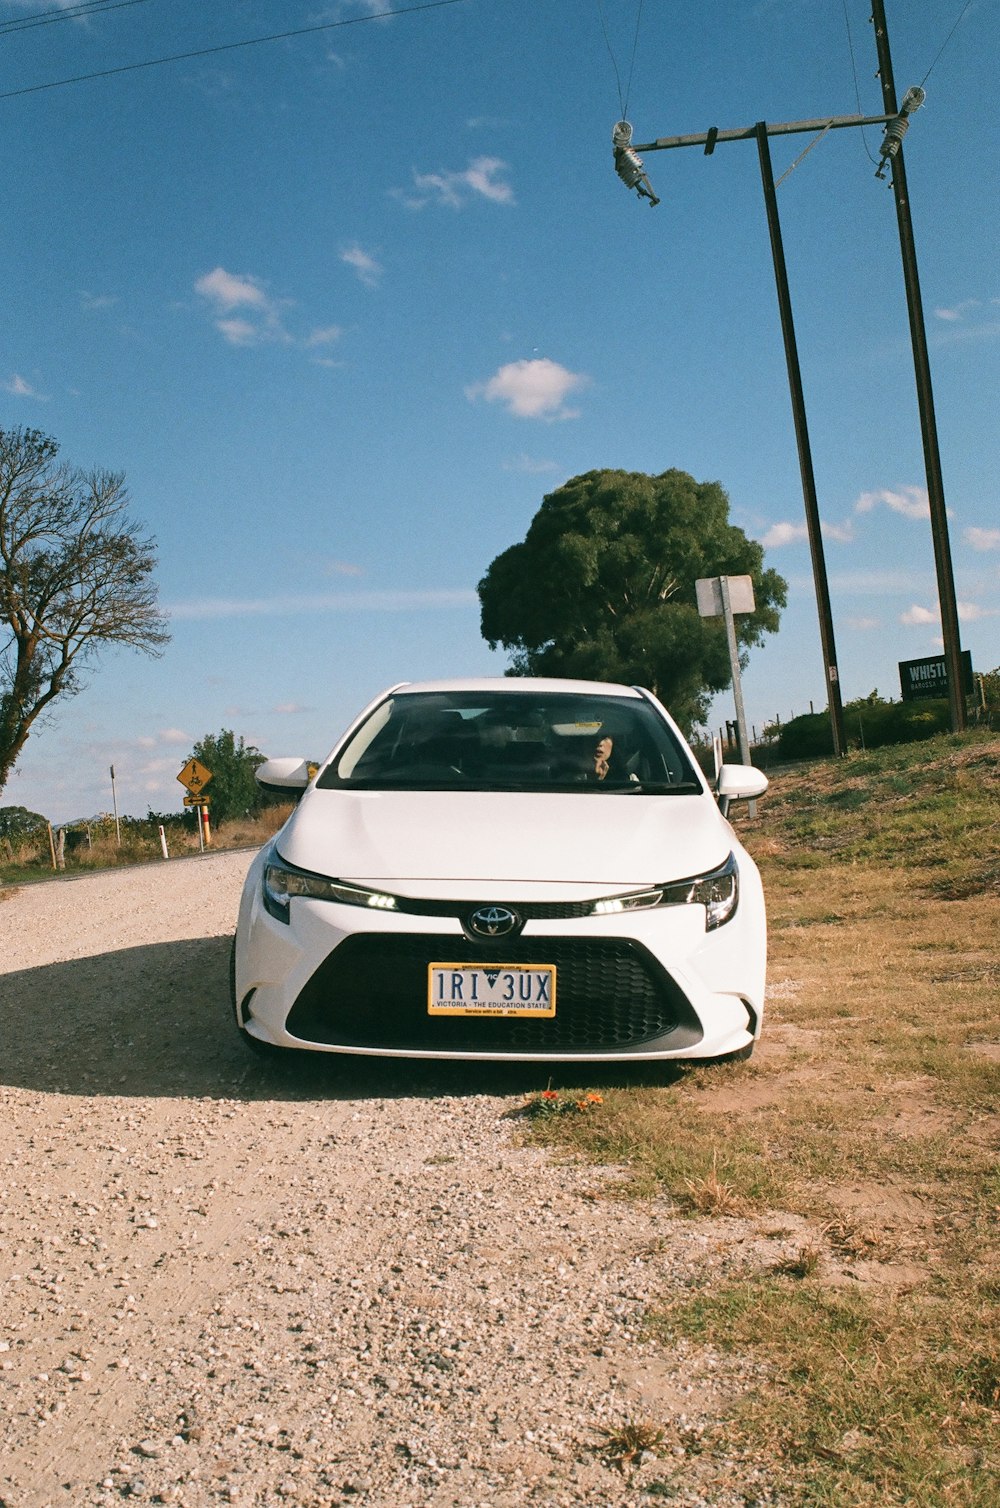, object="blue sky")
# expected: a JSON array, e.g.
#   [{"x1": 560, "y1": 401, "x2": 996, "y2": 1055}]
[{"x1": 2, "y1": 0, "x2": 997, "y2": 822}]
